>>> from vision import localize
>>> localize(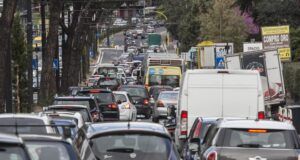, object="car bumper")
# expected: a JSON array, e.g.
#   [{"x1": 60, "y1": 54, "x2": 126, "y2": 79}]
[
  {"x1": 135, "y1": 105, "x2": 151, "y2": 116},
  {"x1": 119, "y1": 109, "x2": 132, "y2": 120},
  {"x1": 102, "y1": 111, "x2": 119, "y2": 121}
]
